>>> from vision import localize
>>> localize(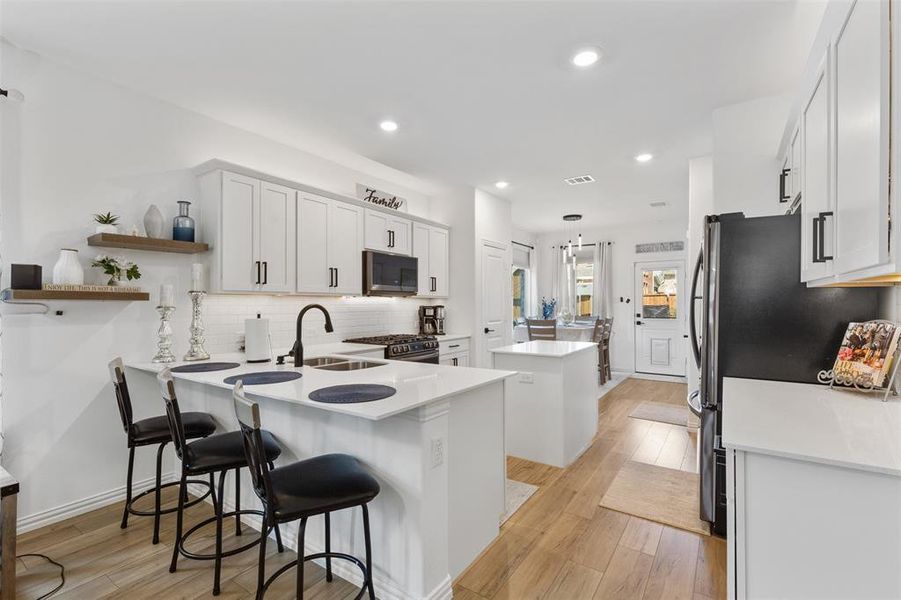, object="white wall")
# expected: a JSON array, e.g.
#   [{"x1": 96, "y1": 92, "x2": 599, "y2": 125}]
[
  {"x1": 536, "y1": 217, "x2": 687, "y2": 373},
  {"x1": 473, "y1": 190, "x2": 513, "y2": 367},
  {"x1": 712, "y1": 95, "x2": 791, "y2": 217},
  {"x1": 686, "y1": 156, "x2": 713, "y2": 389},
  {"x1": 0, "y1": 42, "x2": 451, "y2": 526}
]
